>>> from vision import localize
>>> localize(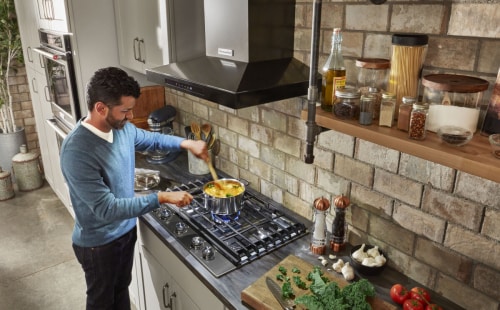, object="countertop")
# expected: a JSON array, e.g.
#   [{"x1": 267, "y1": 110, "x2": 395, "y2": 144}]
[{"x1": 135, "y1": 151, "x2": 464, "y2": 310}]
